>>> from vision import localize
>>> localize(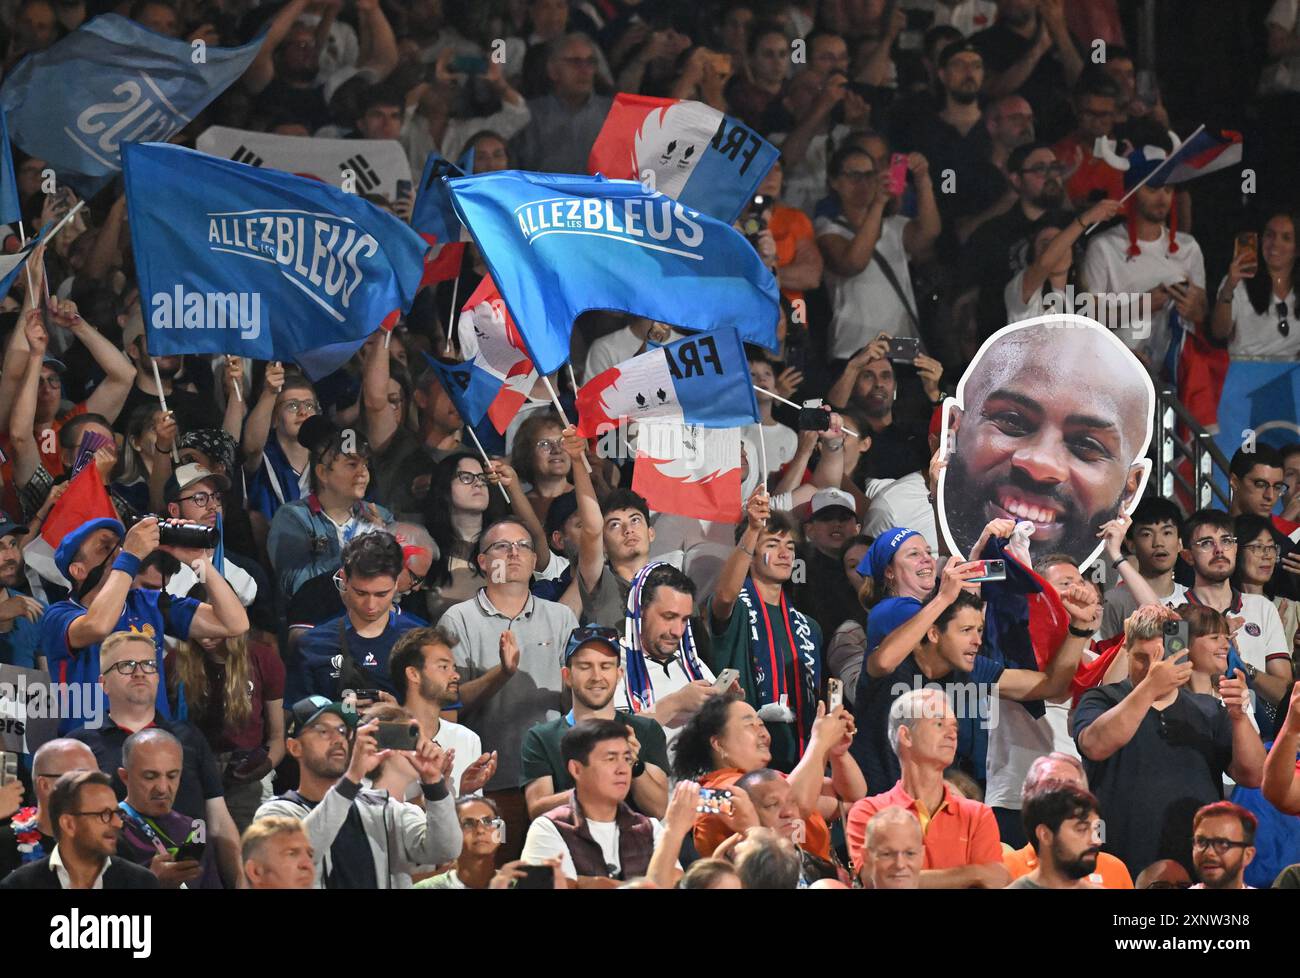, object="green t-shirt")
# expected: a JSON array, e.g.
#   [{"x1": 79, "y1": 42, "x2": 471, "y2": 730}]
[{"x1": 520, "y1": 710, "x2": 669, "y2": 814}]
